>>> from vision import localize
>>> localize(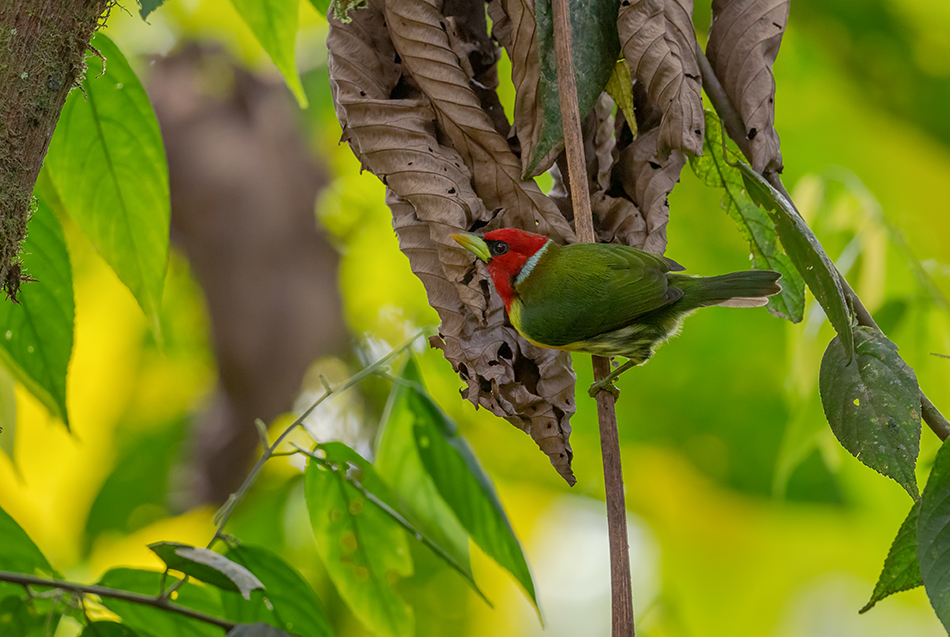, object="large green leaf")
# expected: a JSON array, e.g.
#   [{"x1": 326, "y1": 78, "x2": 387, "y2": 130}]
[
  {"x1": 222, "y1": 544, "x2": 332, "y2": 637},
  {"x1": 819, "y1": 326, "x2": 920, "y2": 498},
  {"x1": 527, "y1": 0, "x2": 620, "y2": 176},
  {"x1": 408, "y1": 370, "x2": 538, "y2": 612},
  {"x1": 0, "y1": 504, "x2": 57, "y2": 579},
  {"x1": 737, "y1": 161, "x2": 854, "y2": 356},
  {"x1": 690, "y1": 112, "x2": 804, "y2": 322},
  {"x1": 227, "y1": 624, "x2": 293, "y2": 637},
  {"x1": 918, "y1": 438, "x2": 950, "y2": 629},
  {"x1": 375, "y1": 360, "x2": 472, "y2": 580},
  {"x1": 860, "y1": 501, "x2": 922, "y2": 613},
  {"x1": 79, "y1": 622, "x2": 141, "y2": 637},
  {"x1": 96, "y1": 569, "x2": 222, "y2": 637},
  {"x1": 45, "y1": 34, "x2": 169, "y2": 335},
  {"x1": 0, "y1": 596, "x2": 53, "y2": 637},
  {"x1": 304, "y1": 443, "x2": 413, "y2": 637},
  {"x1": 0, "y1": 198, "x2": 73, "y2": 426},
  {"x1": 230, "y1": 0, "x2": 308, "y2": 107}
]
